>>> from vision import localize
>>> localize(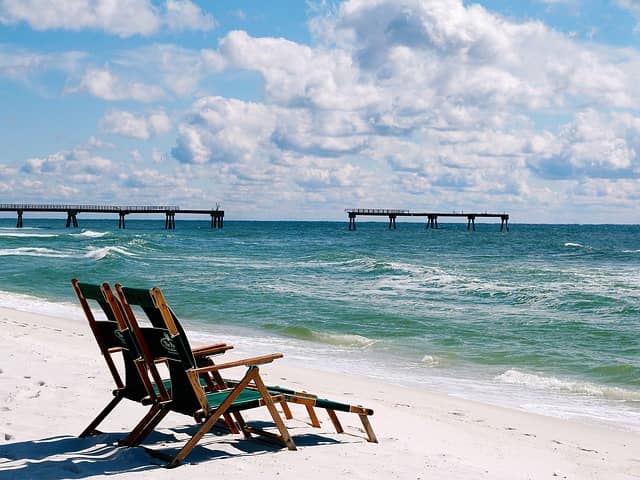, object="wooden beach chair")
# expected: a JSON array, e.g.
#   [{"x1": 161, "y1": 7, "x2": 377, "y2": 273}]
[
  {"x1": 116, "y1": 283, "x2": 377, "y2": 444},
  {"x1": 72, "y1": 278, "x2": 166, "y2": 442},
  {"x1": 71, "y1": 279, "x2": 231, "y2": 445},
  {"x1": 115, "y1": 284, "x2": 297, "y2": 467},
  {"x1": 98, "y1": 282, "x2": 242, "y2": 440}
]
